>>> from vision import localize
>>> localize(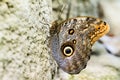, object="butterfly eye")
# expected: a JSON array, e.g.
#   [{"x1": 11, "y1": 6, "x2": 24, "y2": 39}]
[{"x1": 63, "y1": 46, "x2": 74, "y2": 57}]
